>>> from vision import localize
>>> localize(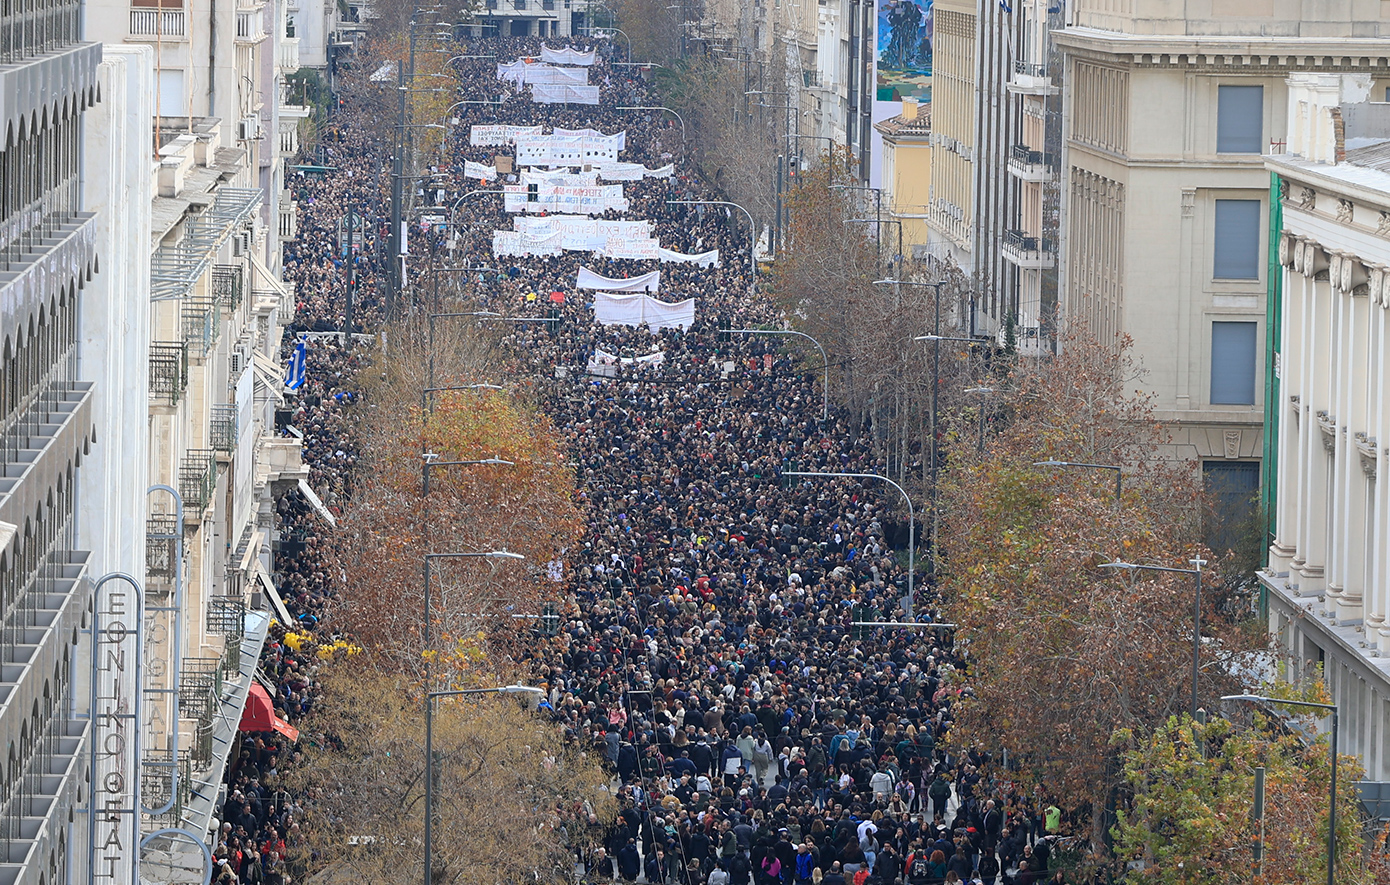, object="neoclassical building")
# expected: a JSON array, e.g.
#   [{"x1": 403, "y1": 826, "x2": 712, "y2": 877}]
[{"x1": 1263, "y1": 73, "x2": 1390, "y2": 782}]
